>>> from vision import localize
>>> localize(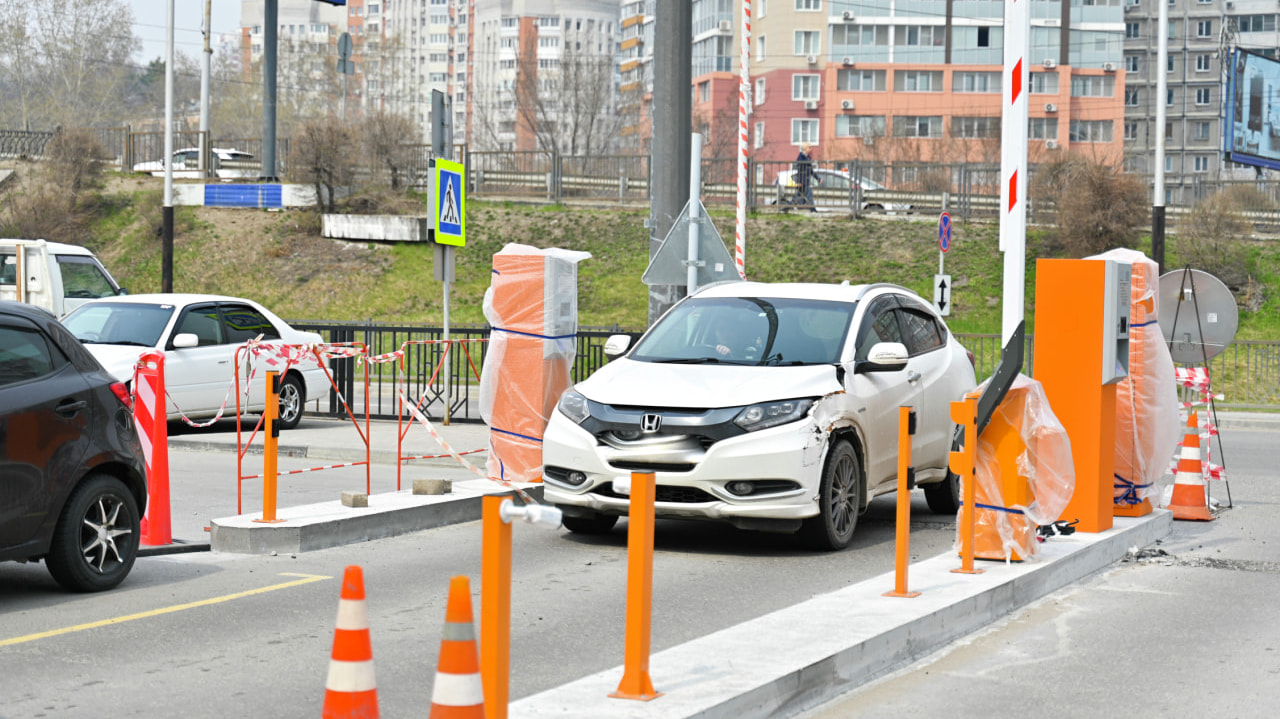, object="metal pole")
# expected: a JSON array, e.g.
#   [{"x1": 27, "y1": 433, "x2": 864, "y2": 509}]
[
  {"x1": 432, "y1": 90, "x2": 453, "y2": 424},
  {"x1": 200, "y1": 0, "x2": 211, "y2": 177},
  {"x1": 687, "y1": 133, "x2": 702, "y2": 295},
  {"x1": 262, "y1": 0, "x2": 278, "y2": 181},
  {"x1": 648, "y1": 0, "x2": 692, "y2": 325},
  {"x1": 162, "y1": 0, "x2": 175, "y2": 293},
  {"x1": 1153, "y1": 0, "x2": 1169, "y2": 273}
]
